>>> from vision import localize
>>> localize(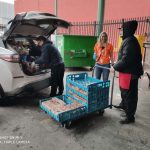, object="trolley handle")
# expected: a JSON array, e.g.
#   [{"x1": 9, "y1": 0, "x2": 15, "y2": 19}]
[
  {"x1": 92, "y1": 64, "x2": 110, "y2": 71},
  {"x1": 92, "y1": 64, "x2": 118, "y2": 78}
]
